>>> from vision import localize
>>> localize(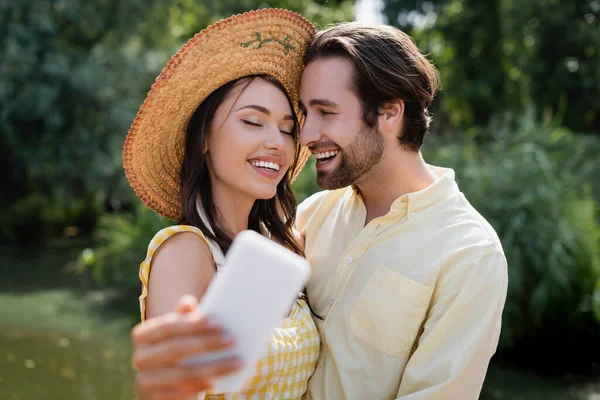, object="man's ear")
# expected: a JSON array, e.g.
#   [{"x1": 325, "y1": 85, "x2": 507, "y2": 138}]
[{"x1": 377, "y1": 100, "x2": 405, "y2": 138}]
